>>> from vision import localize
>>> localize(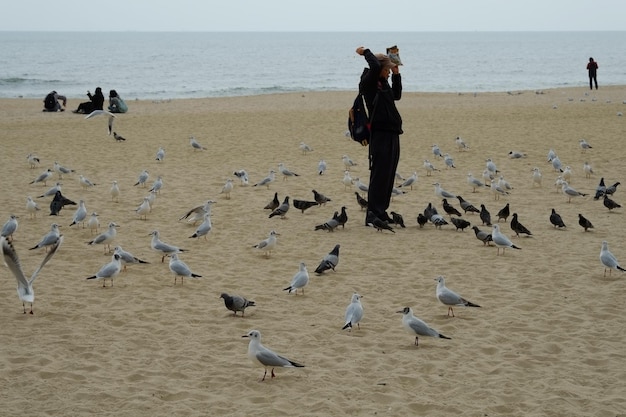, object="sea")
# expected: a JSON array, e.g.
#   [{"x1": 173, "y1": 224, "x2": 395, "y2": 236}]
[{"x1": 1, "y1": 31, "x2": 625, "y2": 100}]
